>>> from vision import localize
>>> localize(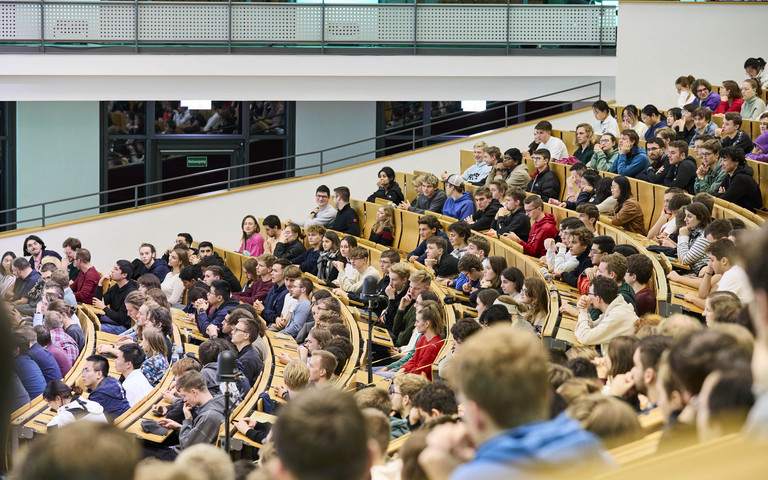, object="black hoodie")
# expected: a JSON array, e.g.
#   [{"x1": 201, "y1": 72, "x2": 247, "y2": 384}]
[{"x1": 716, "y1": 164, "x2": 762, "y2": 212}]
